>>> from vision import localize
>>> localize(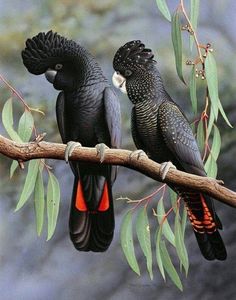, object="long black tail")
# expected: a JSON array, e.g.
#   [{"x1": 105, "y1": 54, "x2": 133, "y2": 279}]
[
  {"x1": 69, "y1": 176, "x2": 114, "y2": 252},
  {"x1": 184, "y1": 191, "x2": 227, "y2": 260}
]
